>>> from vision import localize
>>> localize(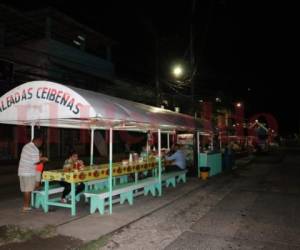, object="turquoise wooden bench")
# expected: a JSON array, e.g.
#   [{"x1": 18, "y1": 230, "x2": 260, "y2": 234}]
[
  {"x1": 84, "y1": 179, "x2": 108, "y2": 192},
  {"x1": 84, "y1": 177, "x2": 160, "y2": 215},
  {"x1": 113, "y1": 175, "x2": 128, "y2": 186},
  {"x1": 31, "y1": 184, "x2": 64, "y2": 210},
  {"x1": 85, "y1": 176, "x2": 128, "y2": 193},
  {"x1": 32, "y1": 179, "x2": 108, "y2": 210},
  {"x1": 162, "y1": 170, "x2": 187, "y2": 188}
]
